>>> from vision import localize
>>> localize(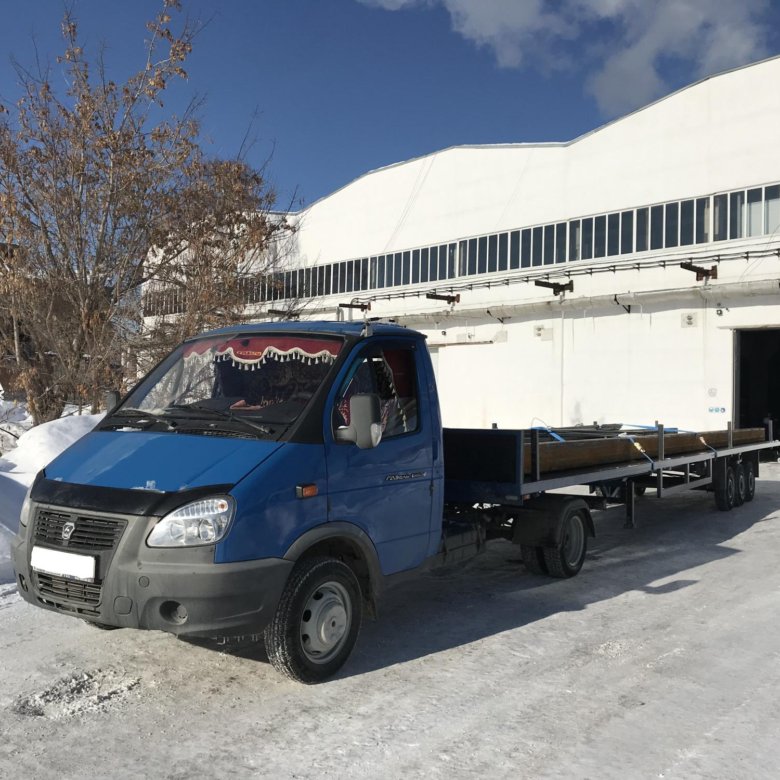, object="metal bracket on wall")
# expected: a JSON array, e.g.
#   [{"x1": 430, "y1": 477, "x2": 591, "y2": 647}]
[
  {"x1": 535, "y1": 279, "x2": 574, "y2": 296},
  {"x1": 614, "y1": 295, "x2": 631, "y2": 314},
  {"x1": 680, "y1": 261, "x2": 718, "y2": 281}
]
